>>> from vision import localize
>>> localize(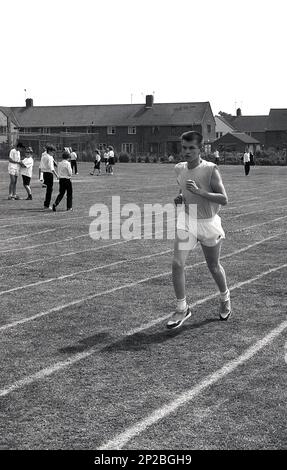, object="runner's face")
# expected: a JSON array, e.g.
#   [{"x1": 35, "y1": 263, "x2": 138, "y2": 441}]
[{"x1": 181, "y1": 140, "x2": 200, "y2": 161}]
